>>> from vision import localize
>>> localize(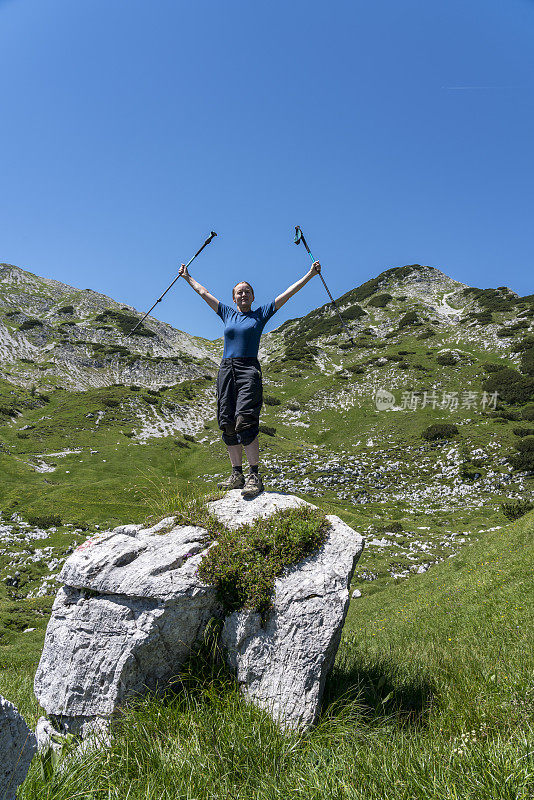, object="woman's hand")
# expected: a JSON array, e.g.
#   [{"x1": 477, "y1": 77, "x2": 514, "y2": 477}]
[
  {"x1": 309, "y1": 261, "x2": 321, "y2": 276},
  {"x1": 178, "y1": 263, "x2": 190, "y2": 279}
]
